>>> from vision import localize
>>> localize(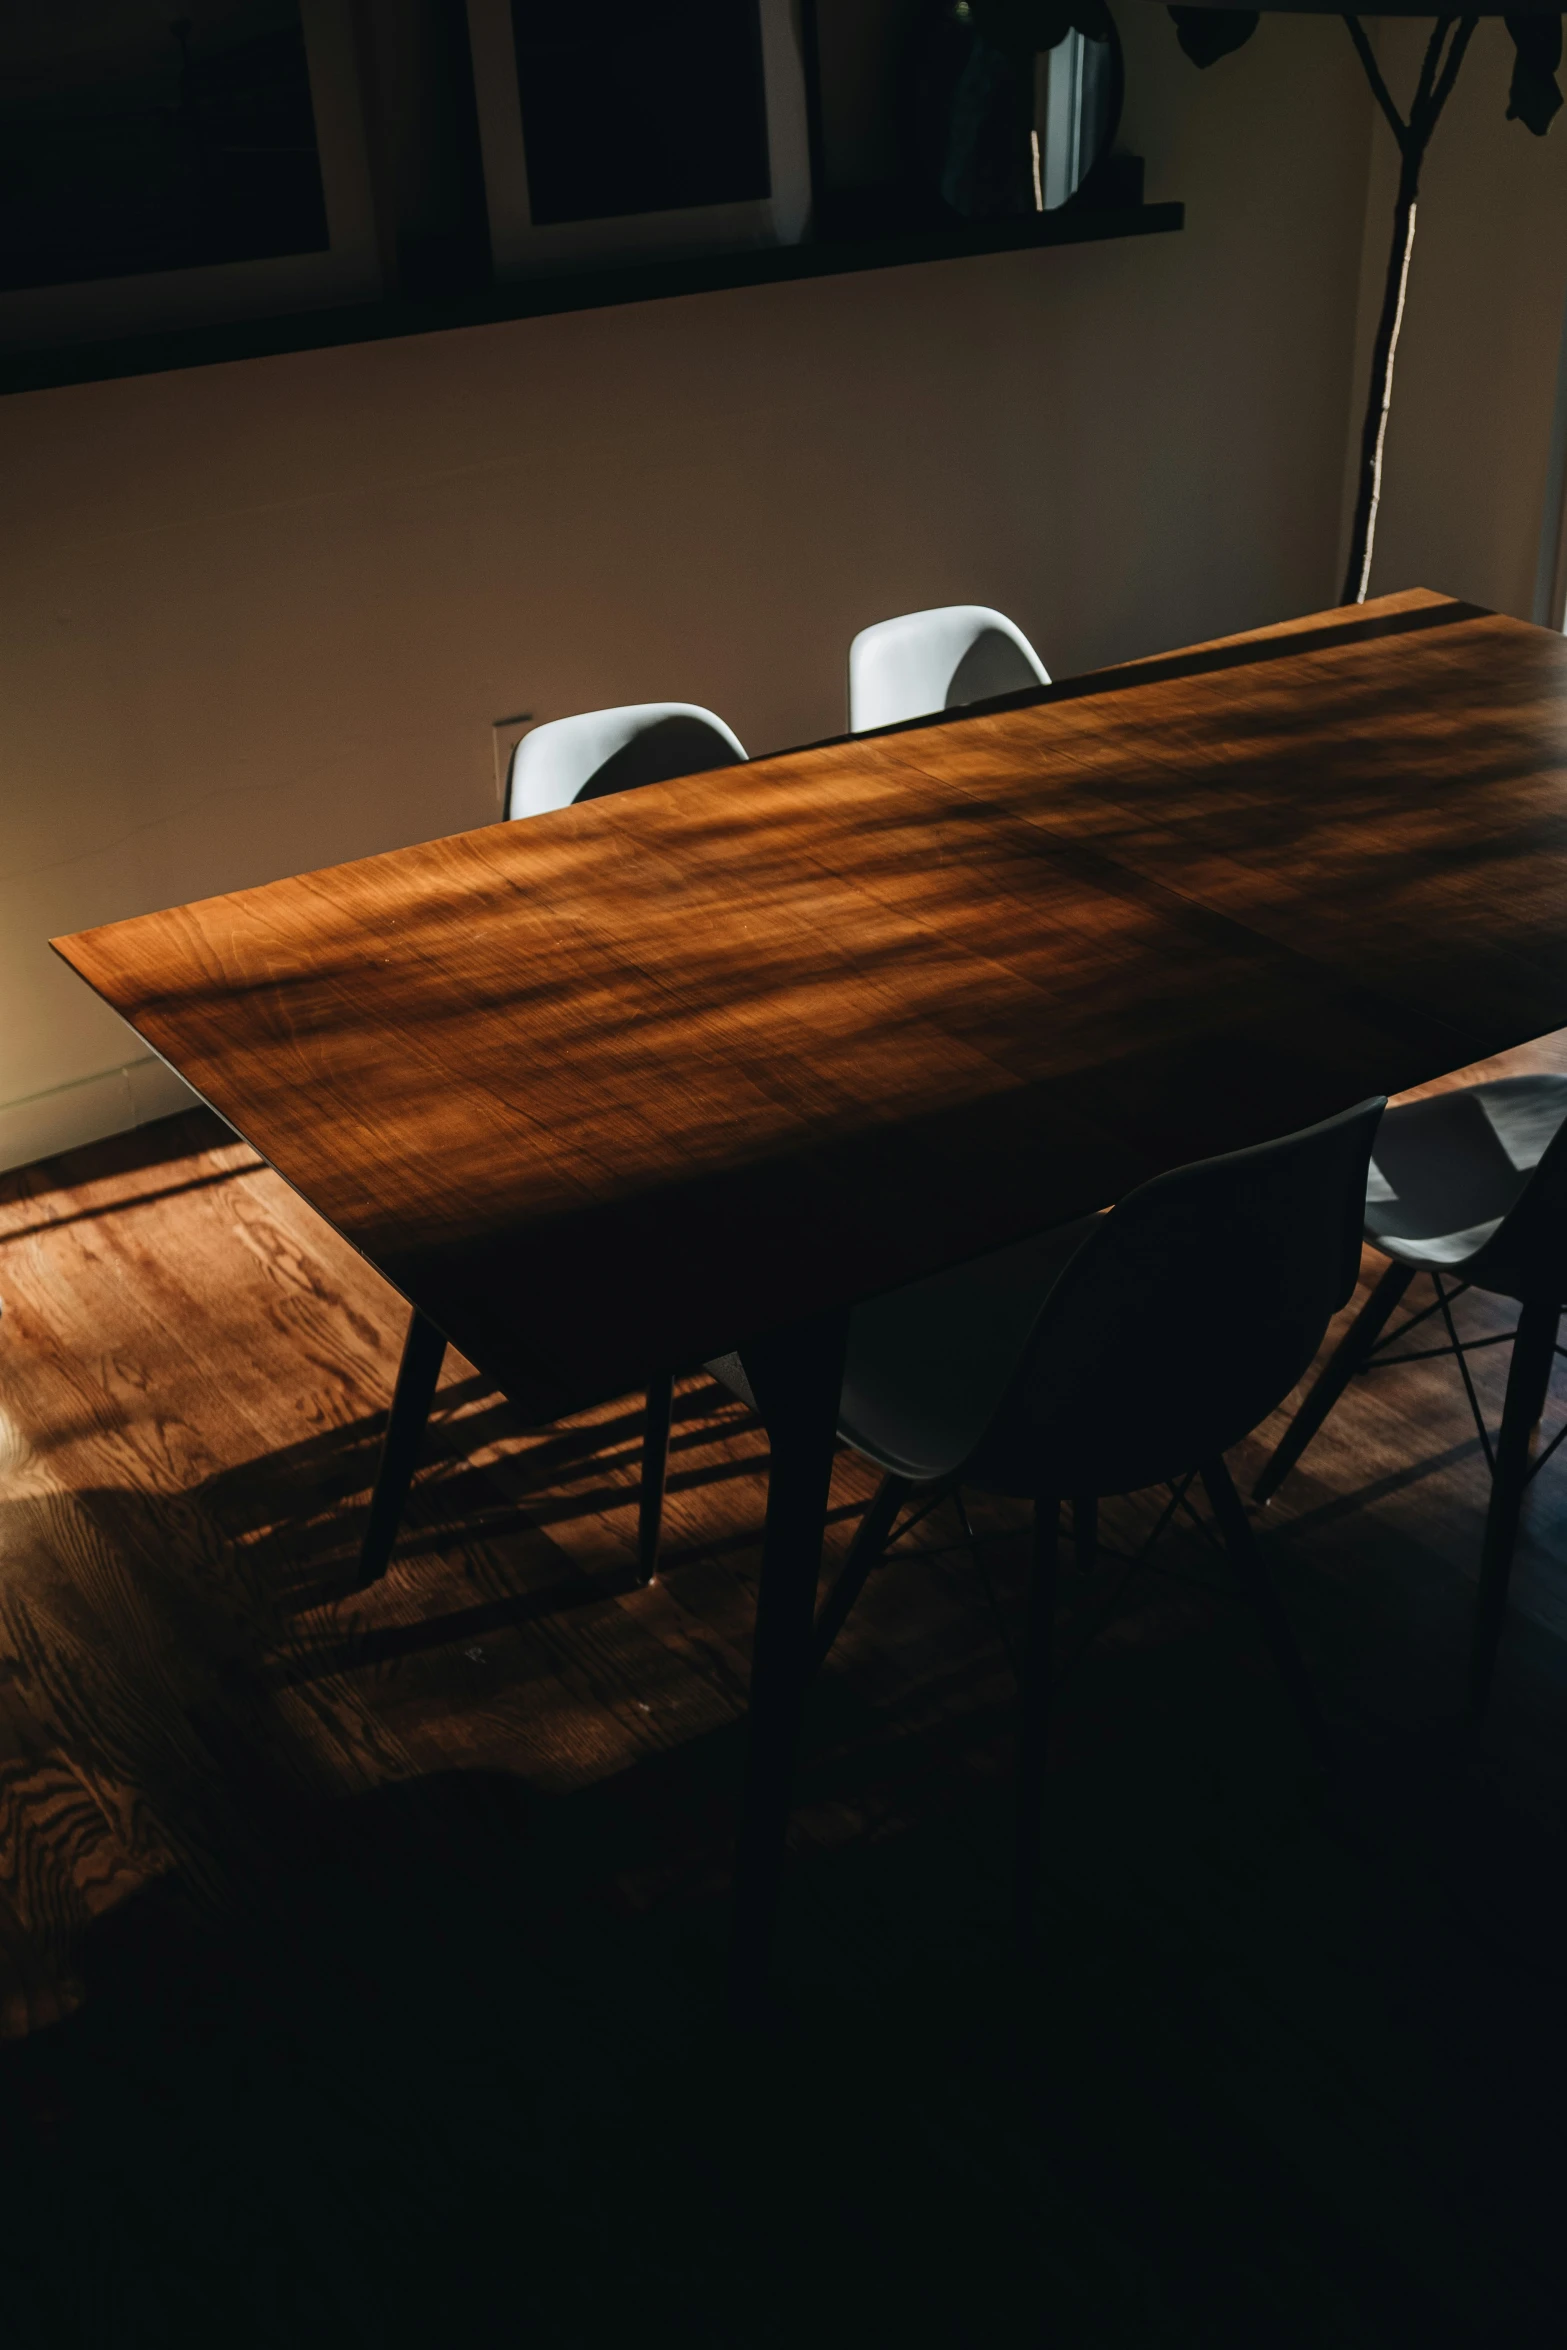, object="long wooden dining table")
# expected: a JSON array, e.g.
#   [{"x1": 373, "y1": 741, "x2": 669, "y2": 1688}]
[{"x1": 53, "y1": 587, "x2": 1567, "y2": 2005}]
